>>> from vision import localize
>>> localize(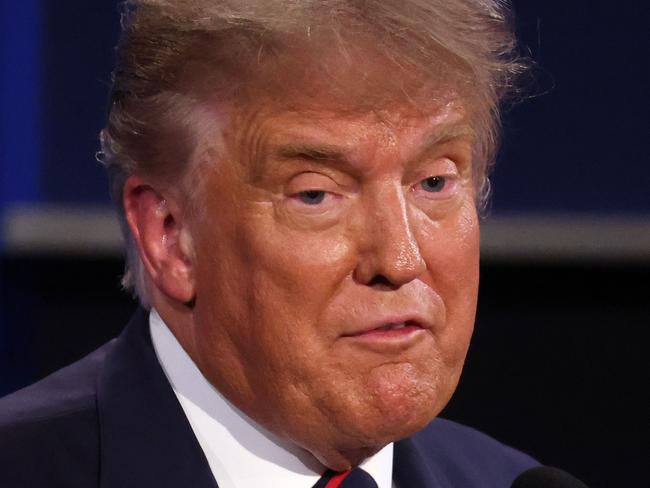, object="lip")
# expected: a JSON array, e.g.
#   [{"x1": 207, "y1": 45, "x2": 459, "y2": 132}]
[
  {"x1": 341, "y1": 314, "x2": 432, "y2": 338},
  {"x1": 339, "y1": 317, "x2": 430, "y2": 353}
]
